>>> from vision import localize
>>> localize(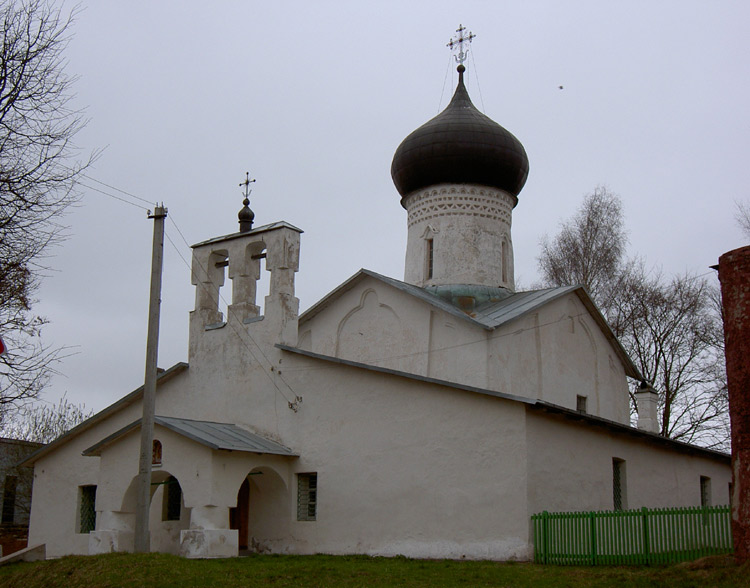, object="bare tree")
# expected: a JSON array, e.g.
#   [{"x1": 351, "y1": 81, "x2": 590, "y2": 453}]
[
  {"x1": 538, "y1": 188, "x2": 729, "y2": 450},
  {"x1": 608, "y1": 266, "x2": 728, "y2": 449},
  {"x1": 0, "y1": 1, "x2": 91, "y2": 424},
  {"x1": 538, "y1": 186, "x2": 627, "y2": 311},
  {"x1": 736, "y1": 201, "x2": 750, "y2": 240},
  {"x1": 1, "y1": 394, "x2": 92, "y2": 443}
]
